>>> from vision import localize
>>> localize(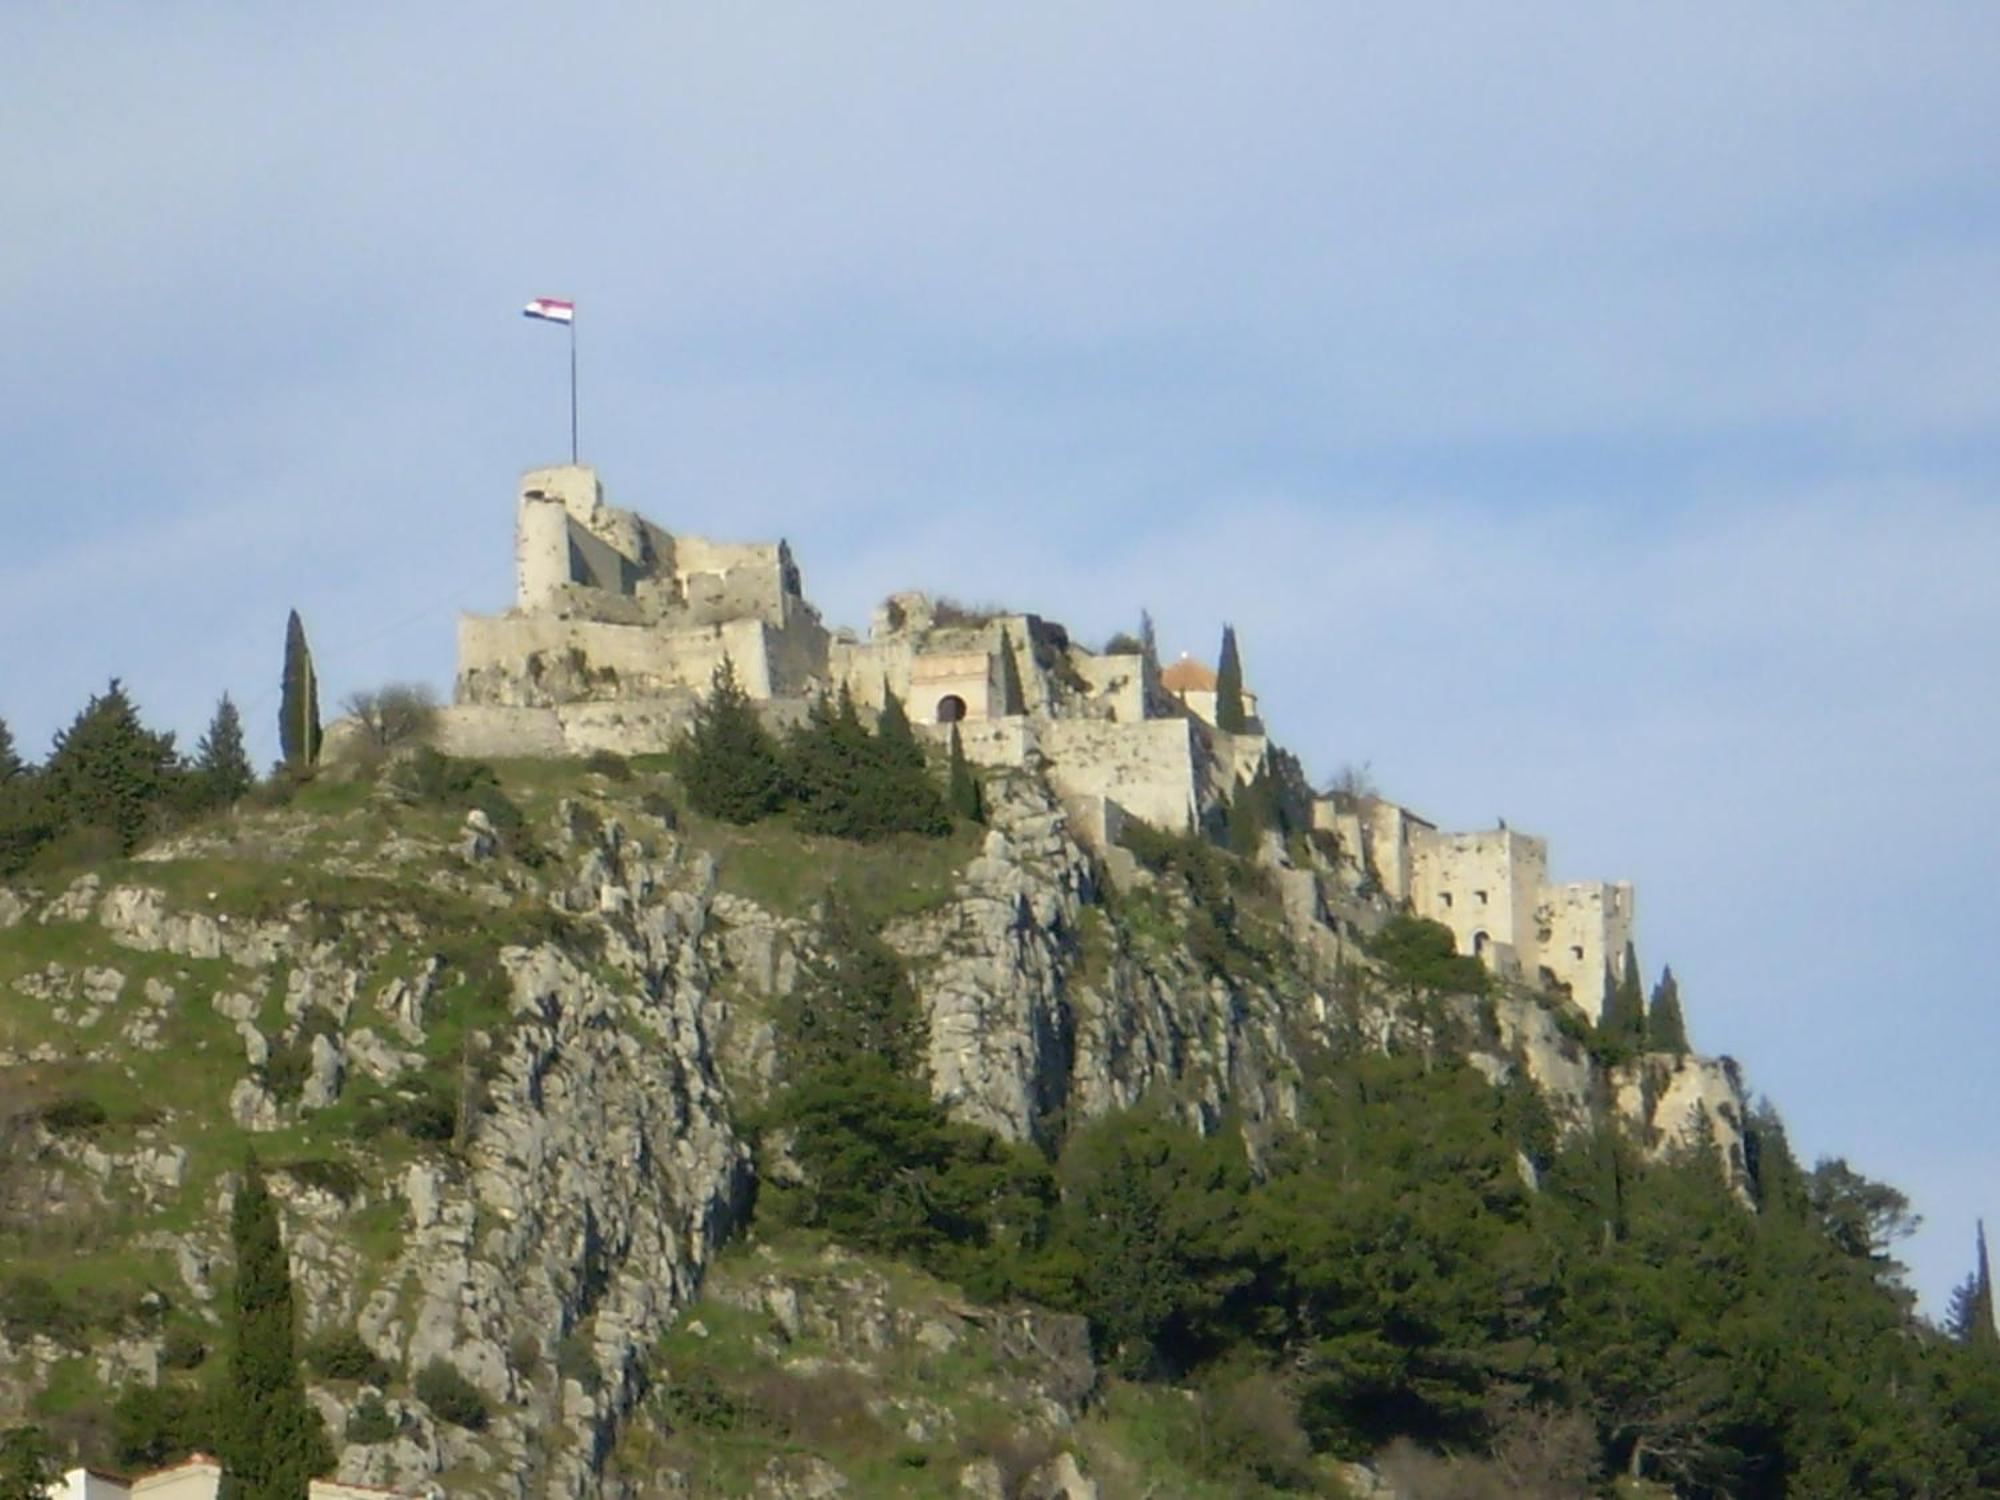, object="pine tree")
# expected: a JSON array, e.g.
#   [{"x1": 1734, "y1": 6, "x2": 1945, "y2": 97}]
[
  {"x1": 791, "y1": 686, "x2": 949, "y2": 841},
  {"x1": 218, "y1": 1155, "x2": 332, "y2": 1499},
  {"x1": 1949, "y1": 1222, "x2": 1999, "y2": 1349},
  {"x1": 278, "y1": 611, "x2": 321, "y2": 771},
  {"x1": 1648, "y1": 966, "x2": 1690, "y2": 1054},
  {"x1": 676, "y1": 658, "x2": 788, "y2": 825},
  {"x1": 998, "y1": 630, "x2": 1027, "y2": 716},
  {"x1": 1214, "y1": 624, "x2": 1248, "y2": 732},
  {"x1": 947, "y1": 724, "x2": 983, "y2": 824},
  {"x1": 43, "y1": 679, "x2": 183, "y2": 855},
  {"x1": 0, "y1": 717, "x2": 20, "y2": 782},
  {"x1": 195, "y1": 694, "x2": 256, "y2": 808}
]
